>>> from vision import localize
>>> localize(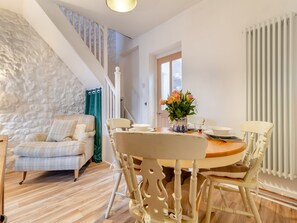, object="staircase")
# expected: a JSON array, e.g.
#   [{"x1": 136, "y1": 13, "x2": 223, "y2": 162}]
[{"x1": 58, "y1": 4, "x2": 121, "y2": 119}]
